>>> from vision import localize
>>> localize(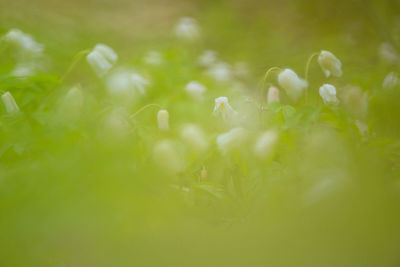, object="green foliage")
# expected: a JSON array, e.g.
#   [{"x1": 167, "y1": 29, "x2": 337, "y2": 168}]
[{"x1": 0, "y1": 0, "x2": 400, "y2": 266}]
